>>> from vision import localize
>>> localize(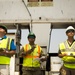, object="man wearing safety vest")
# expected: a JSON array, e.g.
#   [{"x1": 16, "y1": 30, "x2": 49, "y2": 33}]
[
  {"x1": 58, "y1": 26, "x2": 75, "y2": 75},
  {"x1": 20, "y1": 32, "x2": 46, "y2": 75},
  {"x1": 0, "y1": 25, "x2": 16, "y2": 75}
]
